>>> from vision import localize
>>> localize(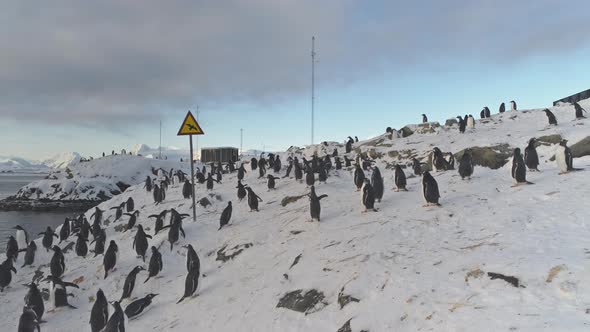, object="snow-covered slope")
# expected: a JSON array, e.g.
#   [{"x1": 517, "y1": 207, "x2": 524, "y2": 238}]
[
  {"x1": 2, "y1": 101, "x2": 590, "y2": 331},
  {"x1": 11, "y1": 155, "x2": 190, "y2": 201},
  {"x1": 42, "y1": 152, "x2": 82, "y2": 169},
  {"x1": 131, "y1": 144, "x2": 190, "y2": 161}
]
